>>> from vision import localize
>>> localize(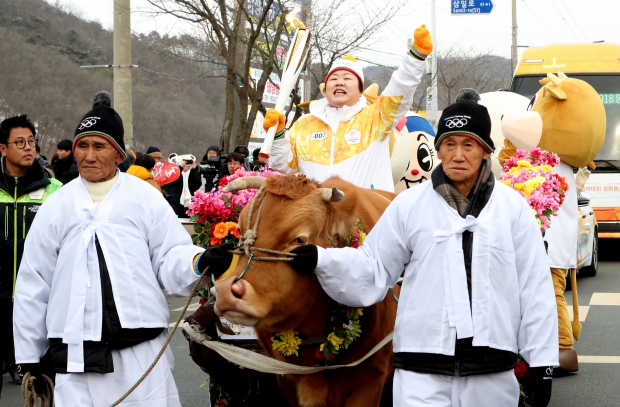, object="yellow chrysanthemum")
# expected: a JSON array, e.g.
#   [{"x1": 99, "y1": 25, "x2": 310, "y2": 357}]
[
  {"x1": 500, "y1": 180, "x2": 511, "y2": 186},
  {"x1": 359, "y1": 232, "x2": 367, "y2": 246},
  {"x1": 542, "y1": 165, "x2": 552, "y2": 171},
  {"x1": 516, "y1": 160, "x2": 531, "y2": 168},
  {"x1": 272, "y1": 331, "x2": 302, "y2": 356},
  {"x1": 514, "y1": 183, "x2": 524, "y2": 191},
  {"x1": 327, "y1": 332, "x2": 344, "y2": 350}
]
